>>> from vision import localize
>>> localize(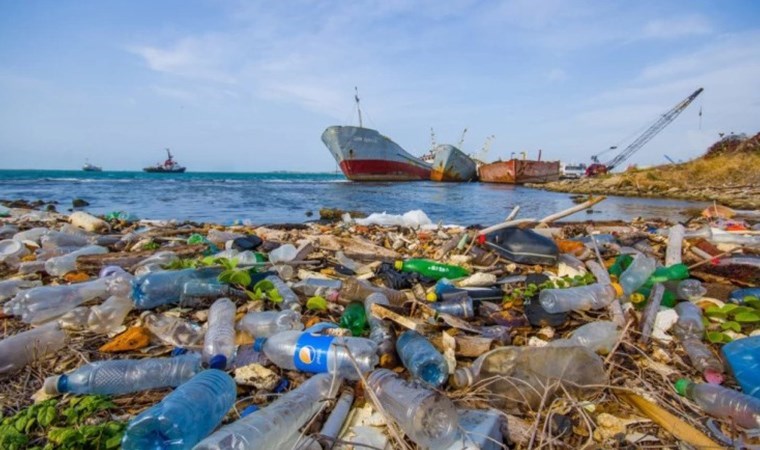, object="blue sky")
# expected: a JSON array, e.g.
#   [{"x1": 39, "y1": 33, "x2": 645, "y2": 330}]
[{"x1": 1, "y1": 0, "x2": 759, "y2": 172}]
